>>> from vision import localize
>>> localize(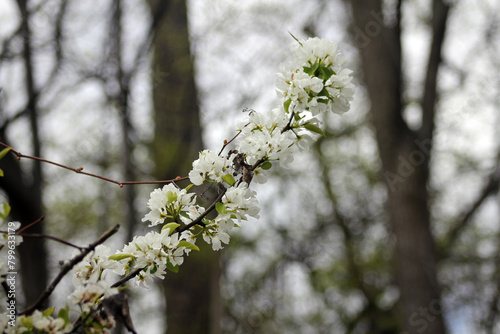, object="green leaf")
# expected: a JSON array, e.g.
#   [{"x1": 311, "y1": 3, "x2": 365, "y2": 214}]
[
  {"x1": 303, "y1": 61, "x2": 319, "y2": 76},
  {"x1": 166, "y1": 261, "x2": 179, "y2": 273},
  {"x1": 215, "y1": 202, "x2": 226, "y2": 214},
  {"x1": 222, "y1": 174, "x2": 236, "y2": 186},
  {"x1": 108, "y1": 253, "x2": 135, "y2": 261},
  {"x1": 58, "y1": 307, "x2": 70, "y2": 325},
  {"x1": 166, "y1": 191, "x2": 177, "y2": 203},
  {"x1": 185, "y1": 184, "x2": 194, "y2": 192},
  {"x1": 178, "y1": 240, "x2": 200, "y2": 251},
  {"x1": 0, "y1": 202, "x2": 10, "y2": 219},
  {"x1": 0, "y1": 148, "x2": 11, "y2": 160},
  {"x1": 21, "y1": 315, "x2": 33, "y2": 328},
  {"x1": 261, "y1": 161, "x2": 272, "y2": 170},
  {"x1": 150, "y1": 264, "x2": 158, "y2": 275},
  {"x1": 284, "y1": 98, "x2": 292, "y2": 113},
  {"x1": 162, "y1": 222, "x2": 180, "y2": 235},
  {"x1": 317, "y1": 64, "x2": 335, "y2": 81},
  {"x1": 304, "y1": 123, "x2": 326, "y2": 136},
  {"x1": 42, "y1": 307, "x2": 55, "y2": 317},
  {"x1": 0, "y1": 169, "x2": 3, "y2": 177},
  {"x1": 91, "y1": 320, "x2": 104, "y2": 330}
]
